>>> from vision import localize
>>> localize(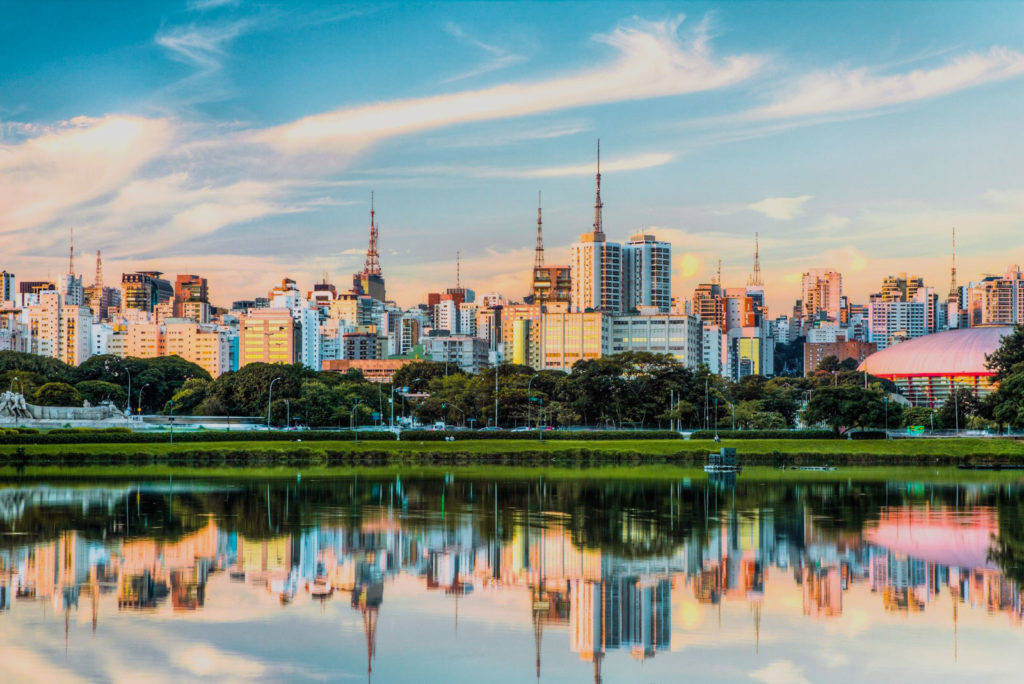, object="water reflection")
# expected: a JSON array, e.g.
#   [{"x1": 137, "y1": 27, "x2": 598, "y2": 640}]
[{"x1": 1, "y1": 472, "x2": 1023, "y2": 682}]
